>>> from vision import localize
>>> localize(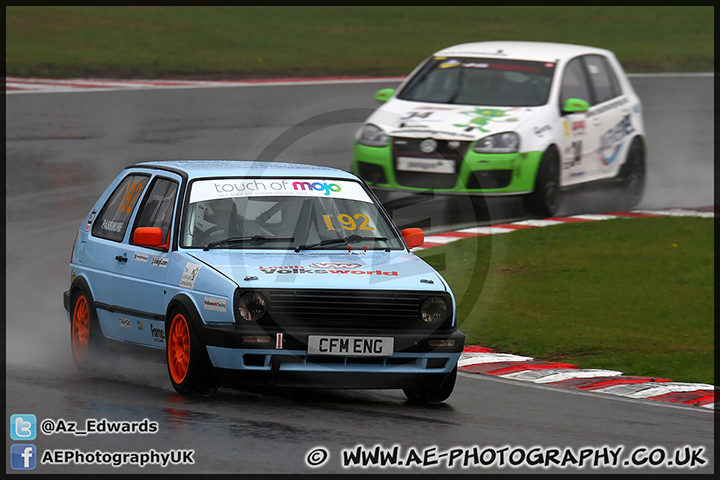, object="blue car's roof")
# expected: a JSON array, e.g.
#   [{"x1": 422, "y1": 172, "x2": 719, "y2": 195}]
[{"x1": 133, "y1": 160, "x2": 357, "y2": 180}]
